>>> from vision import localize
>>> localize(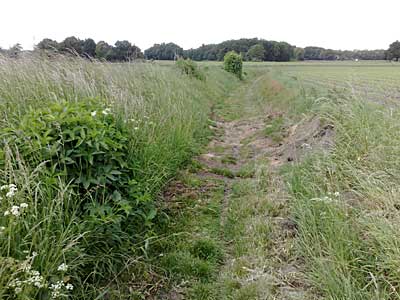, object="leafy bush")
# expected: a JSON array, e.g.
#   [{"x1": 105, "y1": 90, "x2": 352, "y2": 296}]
[
  {"x1": 223, "y1": 51, "x2": 243, "y2": 79},
  {"x1": 176, "y1": 58, "x2": 205, "y2": 81},
  {"x1": 0, "y1": 100, "x2": 151, "y2": 228}
]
